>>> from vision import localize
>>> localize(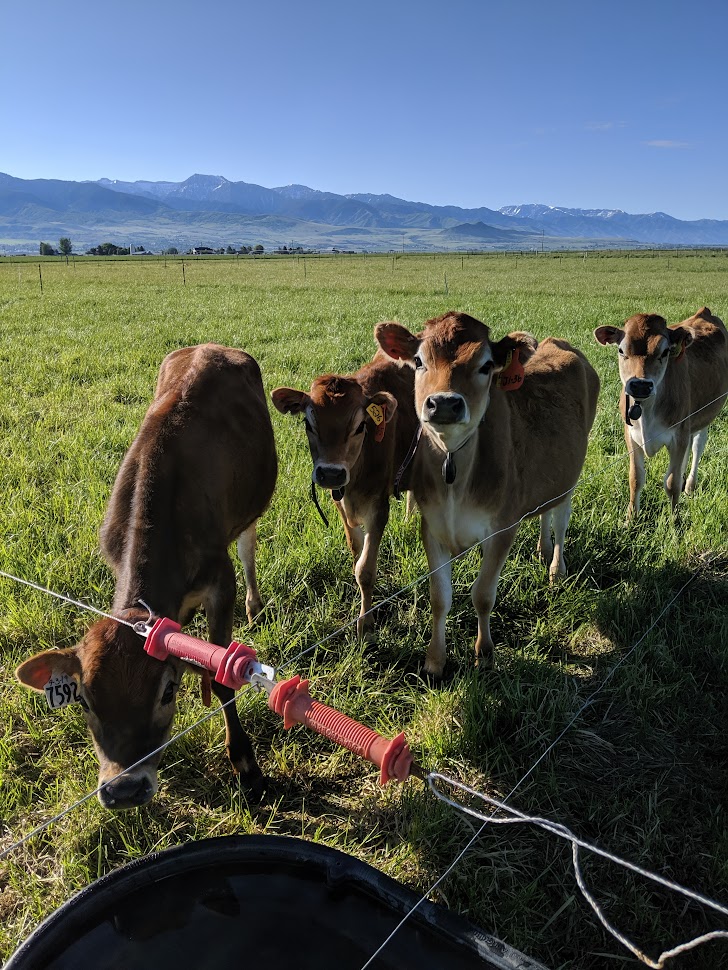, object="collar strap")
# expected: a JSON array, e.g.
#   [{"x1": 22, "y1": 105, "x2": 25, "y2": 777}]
[{"x1": 394, "y1": 425, "x2": 422, "y2": 499}]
